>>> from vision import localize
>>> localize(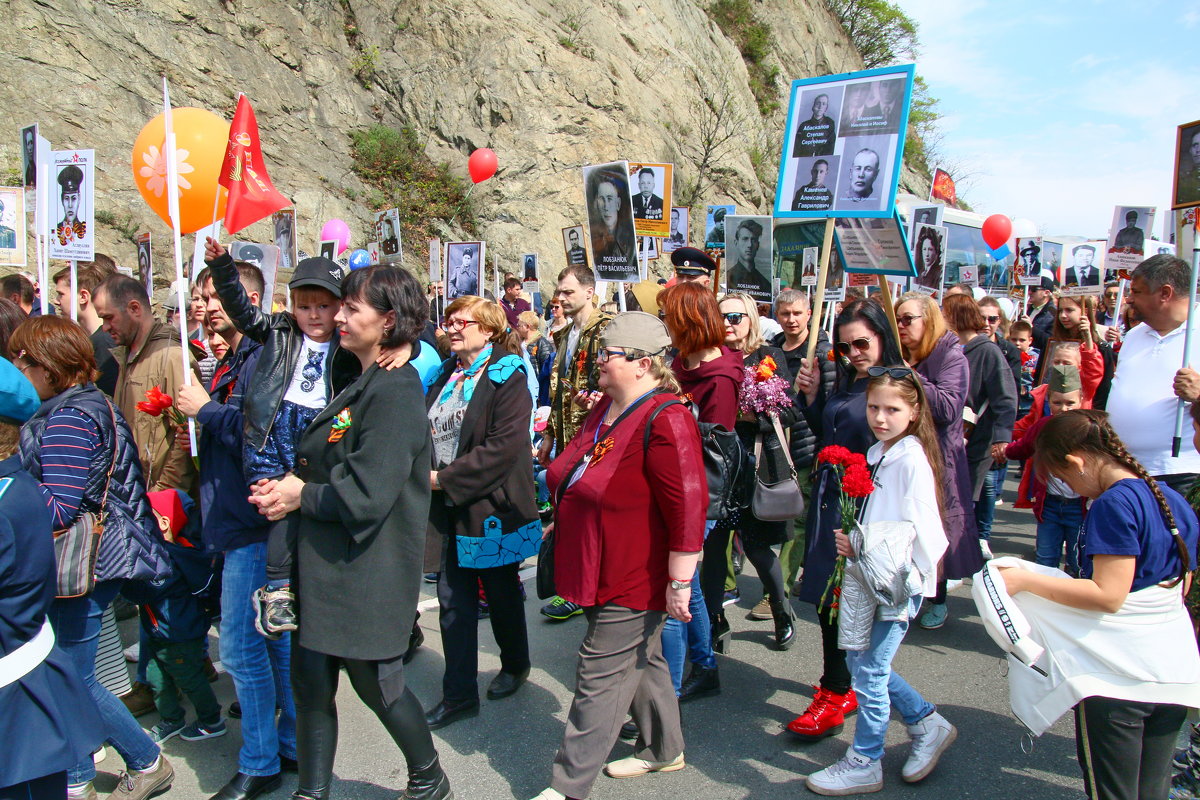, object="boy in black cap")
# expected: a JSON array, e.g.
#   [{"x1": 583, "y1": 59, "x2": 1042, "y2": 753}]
[{"x1": 204, "y1": 238, "x2": 361, "y2": 637}]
